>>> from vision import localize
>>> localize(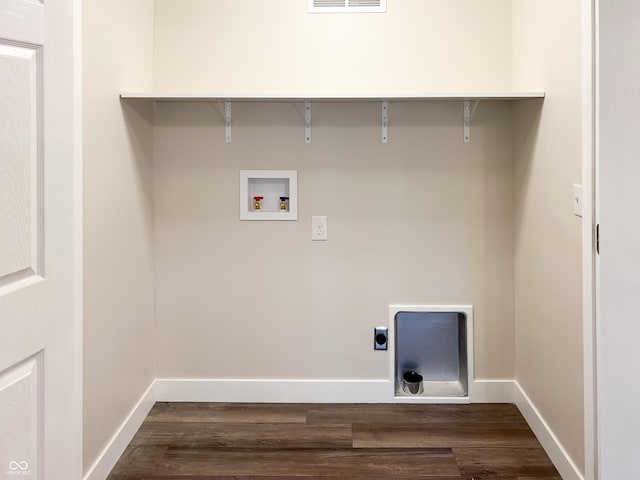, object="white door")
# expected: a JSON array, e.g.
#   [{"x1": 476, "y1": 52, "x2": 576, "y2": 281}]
[
  {"x1": 596, "y1": 0, "x2": 640, "y2": 477},
  {"x1": 0, "y1": 0, "x2": 80, "y2": 478}
]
